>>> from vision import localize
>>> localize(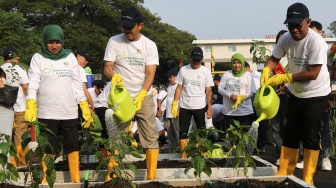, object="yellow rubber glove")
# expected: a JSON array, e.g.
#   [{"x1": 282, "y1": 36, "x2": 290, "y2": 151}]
[
  {"x1": 24, "y1": 99, "x2": 37, "y2": 122},
  {"x1": 134, "y1": 89, "x2": 147, "y2": 111},
  {"x1": 265, "y1": 73, "x2": 293, "y2": 87},
  {"x1": 80, "y1": 101, "x2": 93, "y2": 128},
  {"x1": 112, "y1": 74, "x2": 124, "y2": 87},
  {"x1": 232, "y1": 95, "x2": 246, "y2": 109},
  {"x1": 131, "y1": 140, "x2": 138, "y2": 148},
  {"x1": 260, "y1": 66, "x2": 271, "y2": 86},
  {"x1": 171, "y1": 100, "x2": 178, "y2": 118}
]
